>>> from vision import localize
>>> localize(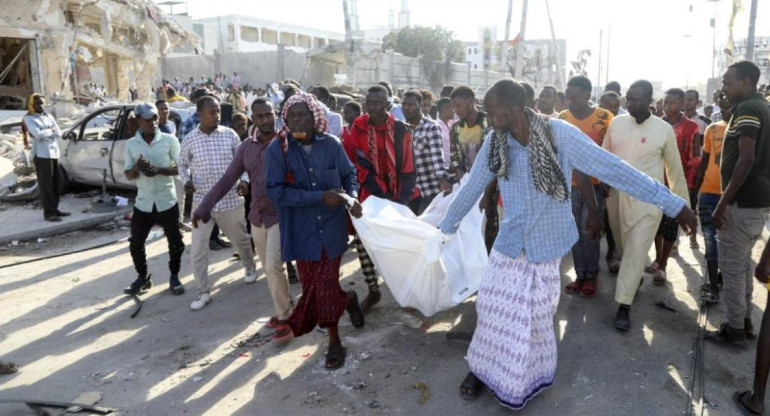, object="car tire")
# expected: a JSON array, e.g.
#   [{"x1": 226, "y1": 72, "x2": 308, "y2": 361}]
[{"x1": 58, "y1": 165, "x2": 72, "y2": 194}]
